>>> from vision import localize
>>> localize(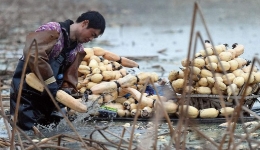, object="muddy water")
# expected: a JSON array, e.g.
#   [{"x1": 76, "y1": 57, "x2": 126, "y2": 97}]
[{"x1": 16, "y1": 117, "x2": 260, "y2": 149}]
